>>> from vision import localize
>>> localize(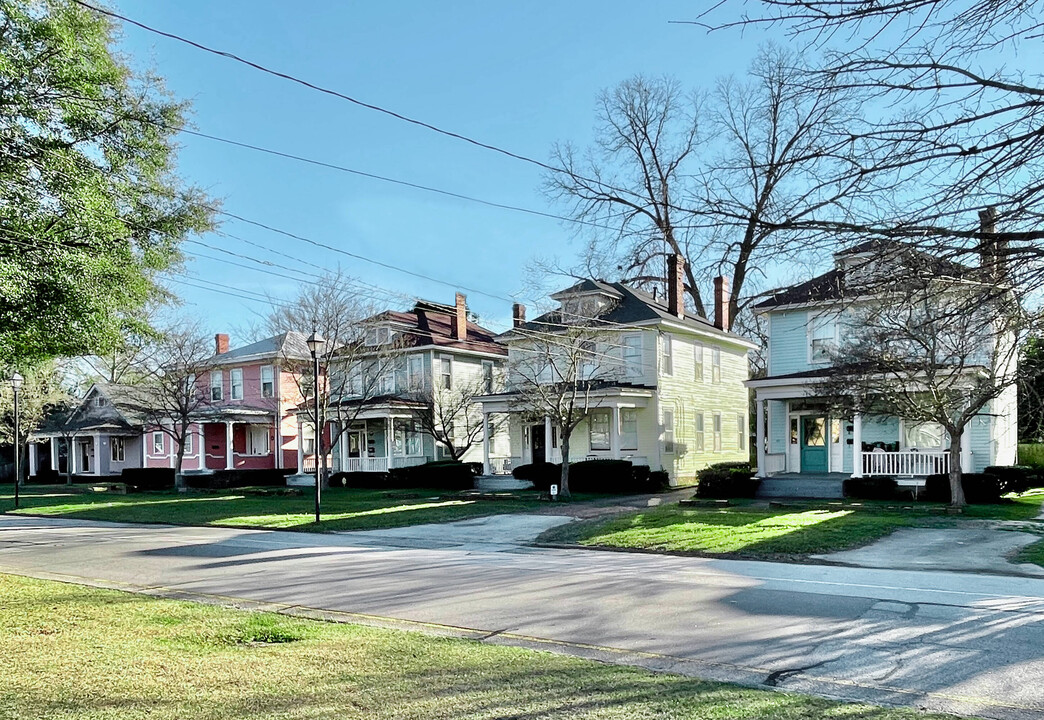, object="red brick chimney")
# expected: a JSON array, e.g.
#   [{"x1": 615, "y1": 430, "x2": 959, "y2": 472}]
[
  {"x1": 215, "y1": 333, "x2": 229, "y2": 355},
  {"x1": 454, "y1": 293, "x2": 467, "y2": 341},
  {"x1": 714, "y1": 276, "x2": 730, "y2": 331},
  {"x1": 512, "y1": 302, "x2": 526, "y2": 328},
  {"x1": 978, "y1": 206, "x2": 1006, "y2": 281},
  {"x1": 667, "y1": 254, "x2": 685, "y2": 319}
]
